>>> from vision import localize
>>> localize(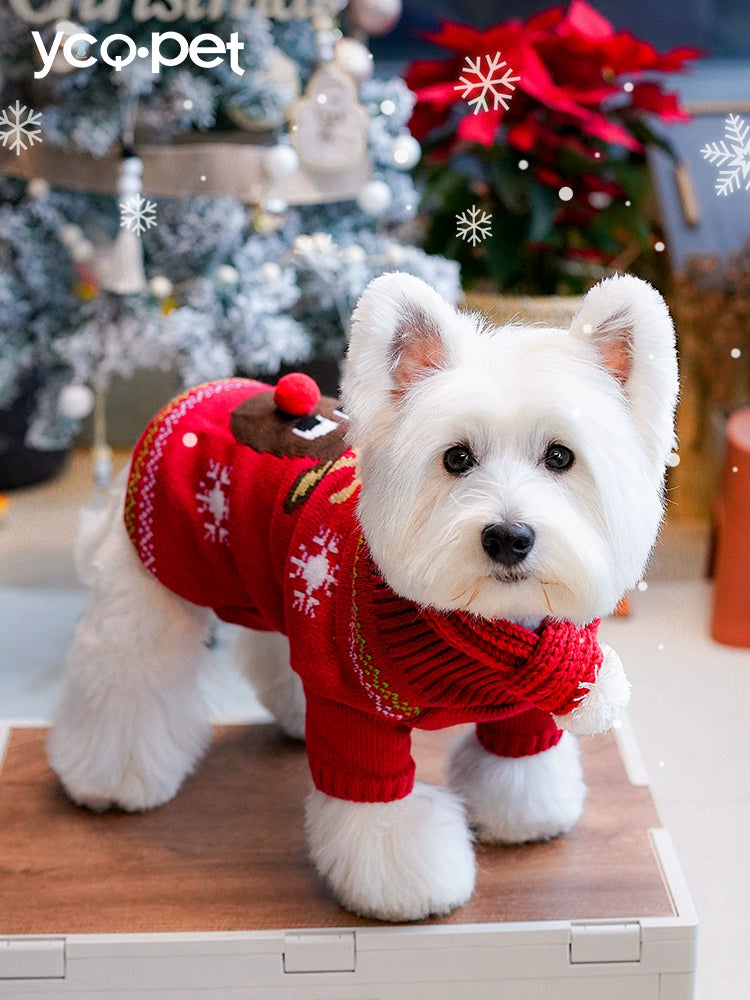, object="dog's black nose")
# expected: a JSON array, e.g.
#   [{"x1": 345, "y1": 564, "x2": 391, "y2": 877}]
[{"x1": 481, "y1": 522, "x2": 536, "y2": 567}]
